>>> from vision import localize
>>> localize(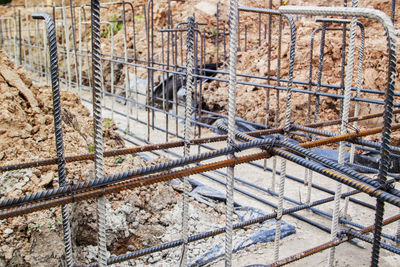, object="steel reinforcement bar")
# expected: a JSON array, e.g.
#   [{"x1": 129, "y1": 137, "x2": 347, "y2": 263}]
[
  {"x1": 86, "y1": 205, "x2": 400, "y2": 266},
  {"x1": 2, "y1": 121, "x2": 400, "y2": 212},
  {"x1": 1, "y1": 110, "x2": 399, "y2": 173},
  {"x1": 266, "y1": 213, "x2": 400, "y2": 266},
  {"x1": 2, "y1": 139, "x2": 400, "y2": 219}
]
